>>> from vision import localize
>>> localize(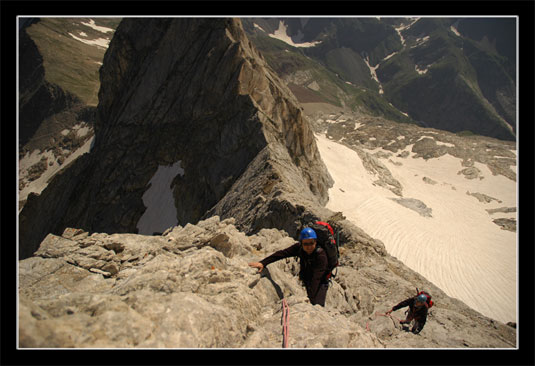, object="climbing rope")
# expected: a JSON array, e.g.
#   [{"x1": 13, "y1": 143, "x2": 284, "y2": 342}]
[
  {"x1": 366, "y1": 311, "x2": 403, "y2": 331},
  {"x1": 281, "y1": 298, "x2": 290, "y2": 348}
]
